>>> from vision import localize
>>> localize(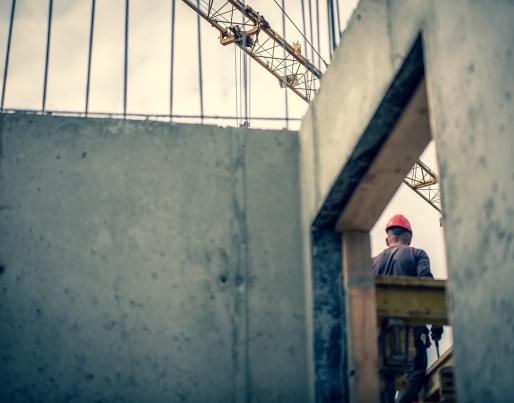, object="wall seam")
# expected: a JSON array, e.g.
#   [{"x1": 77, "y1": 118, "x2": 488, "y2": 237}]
[{"x1": 231, "y1": 129, "x2": 250, "y2": 403}]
